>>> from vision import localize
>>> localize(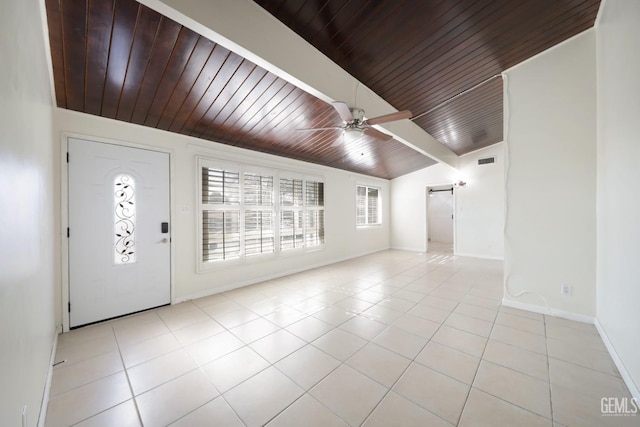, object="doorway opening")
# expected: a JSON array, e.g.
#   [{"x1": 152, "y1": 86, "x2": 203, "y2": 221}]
[{"x1": 426, "y1": 185, "x2": 455, "y2": 254}]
